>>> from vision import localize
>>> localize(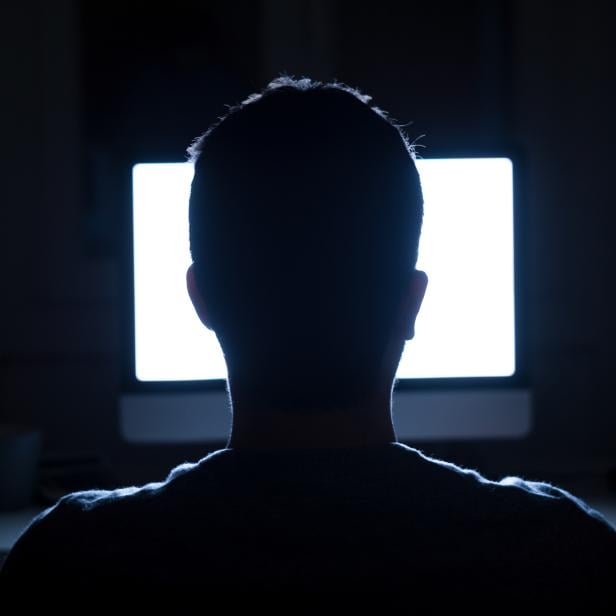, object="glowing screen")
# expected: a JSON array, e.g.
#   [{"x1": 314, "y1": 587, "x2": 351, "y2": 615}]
[{"x1": 132, "y1": 158, "x2": 515, "y2": 381}]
